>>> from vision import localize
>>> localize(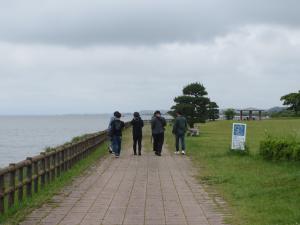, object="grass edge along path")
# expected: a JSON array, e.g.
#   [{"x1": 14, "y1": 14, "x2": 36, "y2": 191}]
[
  {"x1": 0, "y1": 142, "x2": 110, "y2": 225},
  {"x1": 164, "y1": 119, "x2": 300, "y2": 225}
]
